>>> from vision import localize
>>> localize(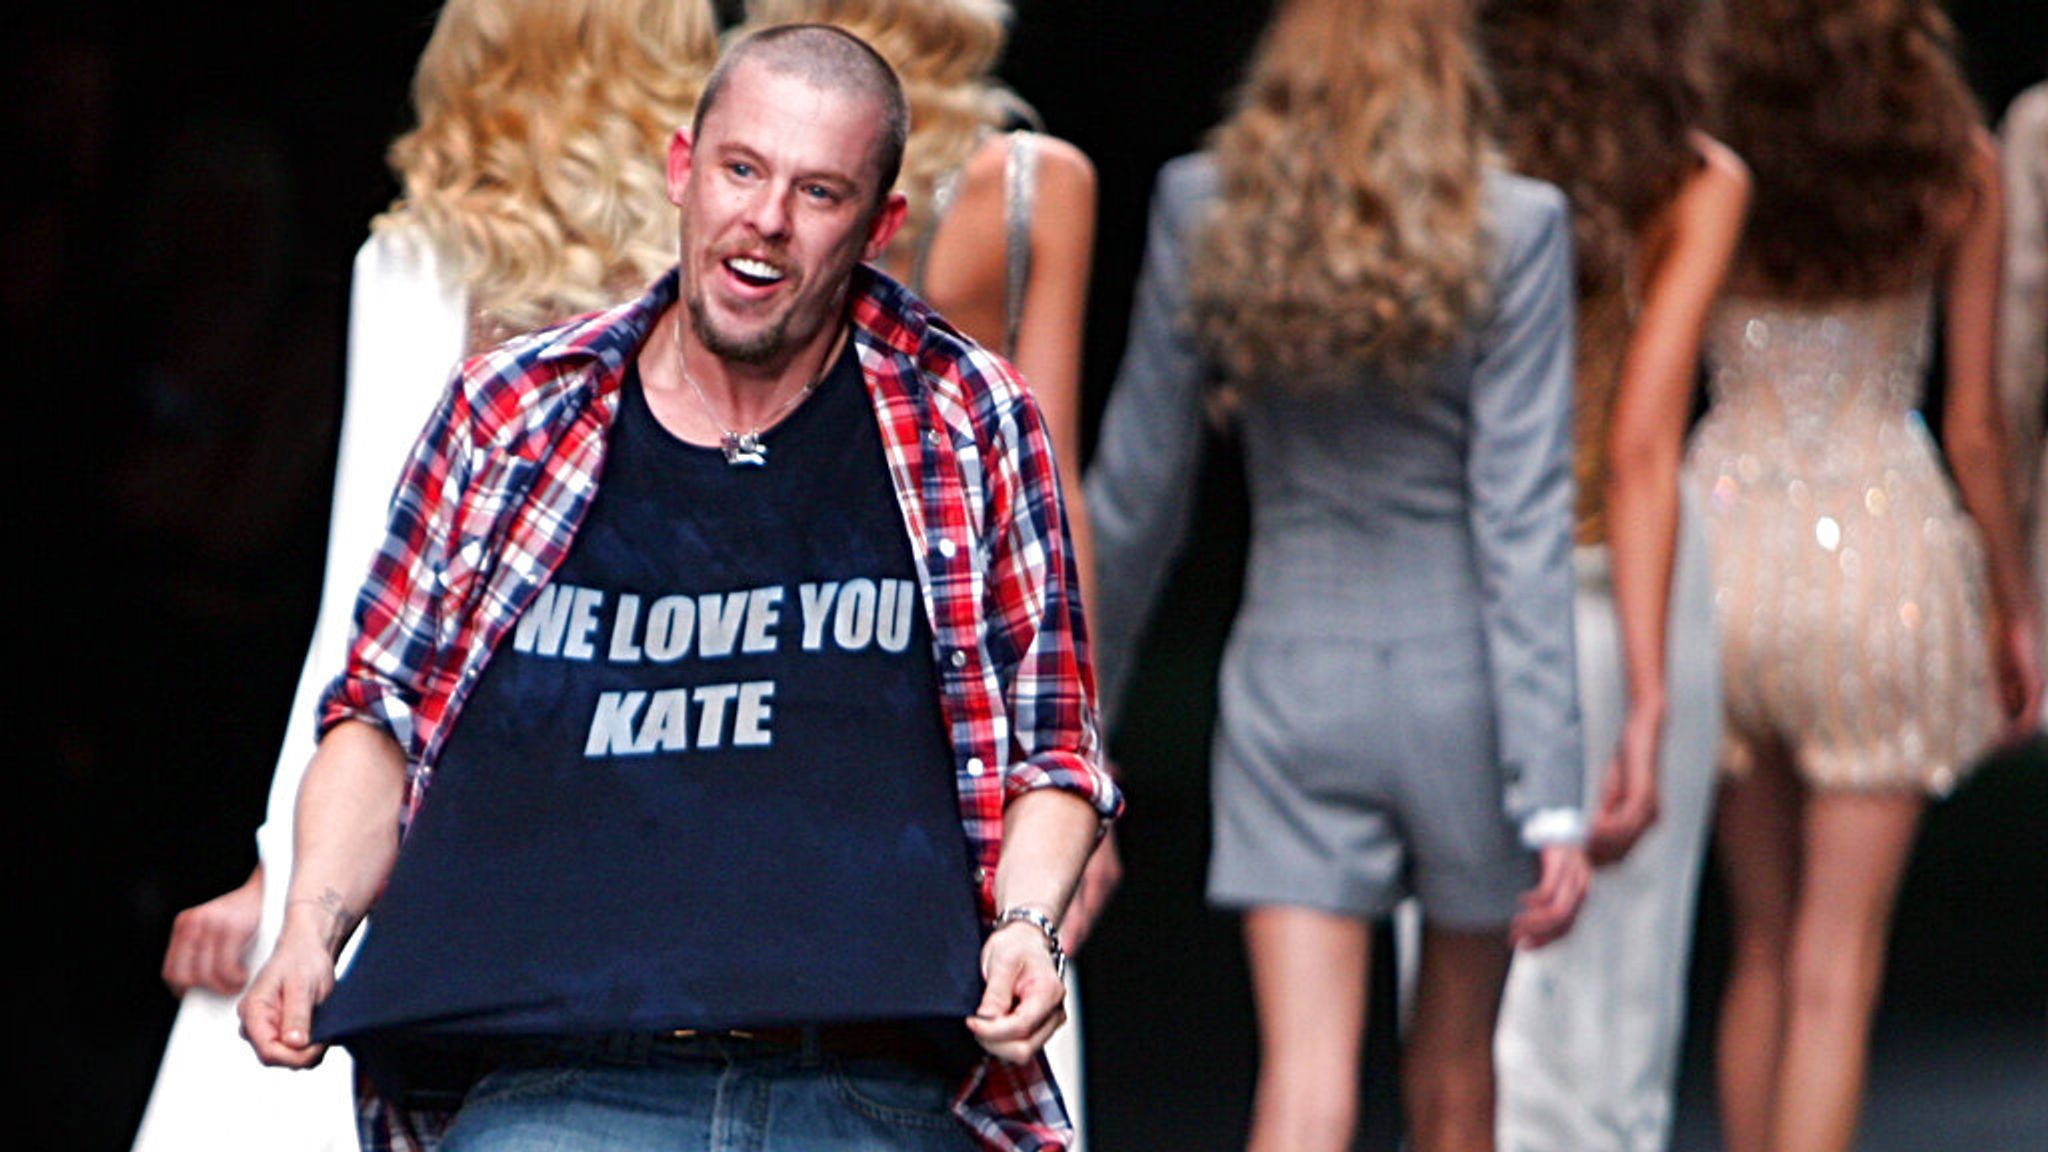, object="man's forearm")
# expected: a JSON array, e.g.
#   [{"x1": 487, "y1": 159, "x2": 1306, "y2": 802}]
[
  {"x1": 281, "y1": 718, "x2": 408, "y2": 956},
  {"x1": 992, "y1": 787, "x2": 1103, "y2": 929}
]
